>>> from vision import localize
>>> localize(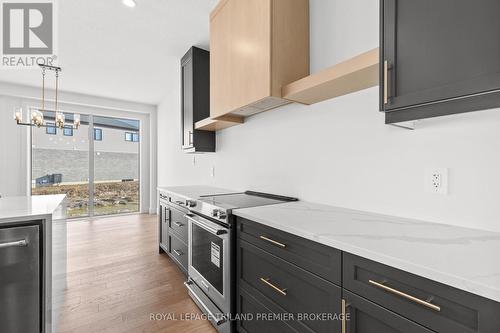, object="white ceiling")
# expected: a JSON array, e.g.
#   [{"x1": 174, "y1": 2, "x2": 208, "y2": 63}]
[{"x1": 0, "y1": 0, "x2": 219, "y2": 105}]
